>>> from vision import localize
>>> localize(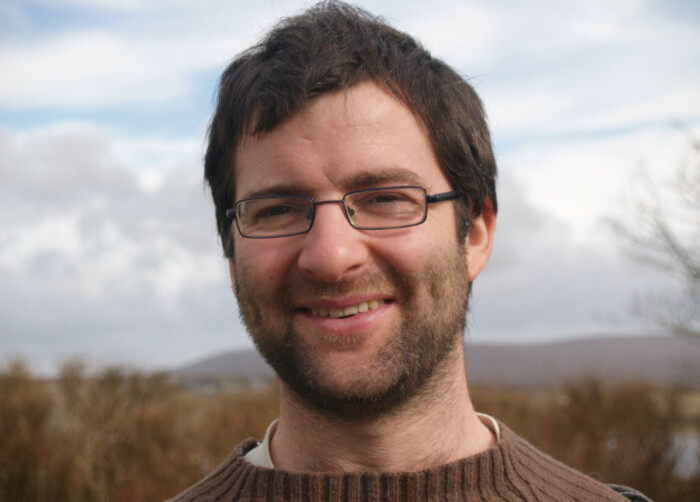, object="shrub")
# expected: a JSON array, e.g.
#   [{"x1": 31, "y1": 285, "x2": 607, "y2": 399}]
[
  {"x1": 1, "y1": 359, "x2": 697, "y2": 502},
  {"x1": 472, "y1": 379, "x2": 700, "y2": 501},
  {"x1": 0, "y1": 360, "x2": 53, "y2": 501}
]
